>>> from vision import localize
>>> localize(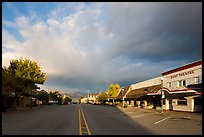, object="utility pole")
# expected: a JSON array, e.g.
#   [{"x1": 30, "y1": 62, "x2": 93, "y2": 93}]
[
  {"x1": 161, "y1": 77, "x2": 164, "y2": 113},
  {"x1": 87, "y1": 89, "x2": 89, "y2": 103}
]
